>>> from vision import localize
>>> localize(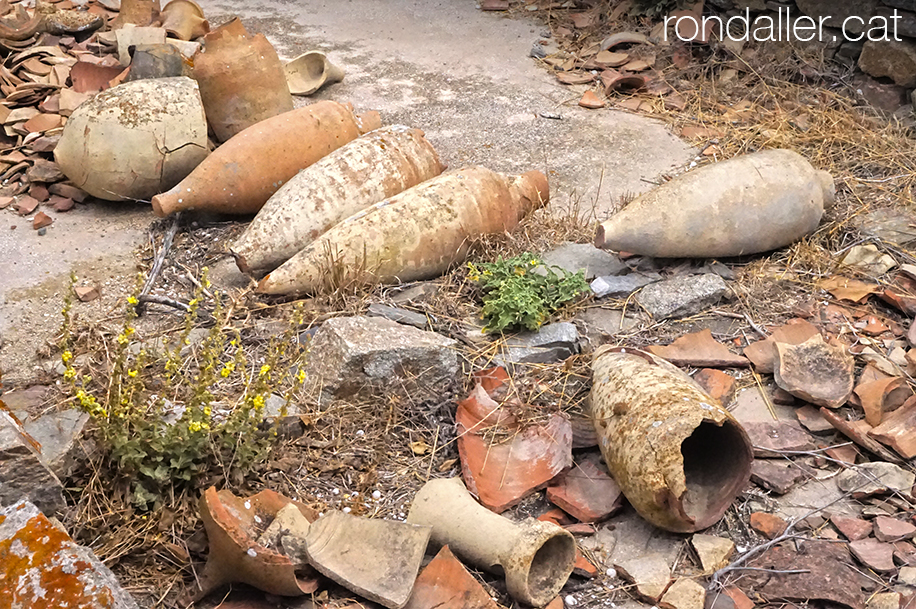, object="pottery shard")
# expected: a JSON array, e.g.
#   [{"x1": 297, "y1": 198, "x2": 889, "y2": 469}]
[
  {"x1": 750, "y1": 512, "x2": 787, "y2": 539},
  {"x1": 304, "y1": 316, "x2": 458, "y2": 402},
  {"x1": 819, "y1": 408, "x2": 903, "y2": 463},
  {"x1": 546, "y1": 458, "x2": 623, "y2": 523},
  {"x1": 636, "y1": 273, "x2": 729, "y2": 320},
  {"x1": 743, "y1": 318, "x2": 819, "y2": 374},
  {"x1": 579, "y1": 90, "x2": 606, "y2": 109},
  {"x1": 830, "y1": 516, "x2": 873, "y2": 542},
  {"x1": 850, "y1": 538, "x2": 897, "y2": 573},
  {"x1": 614, "y1": 554, "x2": 672, "y2": 603},
  {"x1": 773, "y1": 334, "x2": 854, "y2": 408},
  {"x1": 647, "y1": 329, "x2": 748, "y2": 368},
  {"x1": 693, "y1": 369, "x2": 737, "y2": 404},
  {"x1": 855, "y1": 377, "x2": 913, "y2": 427},
  {"x1": 304, "y1": 510, "x2": 431, "y2": 609},
  {"x1": 750, "y1": 460, "x2": 807, "y2": 495},
  {"x1": 660, "y1": 578, "x2": 706, "y2": 609},
  {"x1": 0, "y1": 407, "x2": 65, "y2": 513},
  {"x1": 0, "y1": 500, "x2": 139, "y2": 609},
  {"x1": 690, "y1": 534, "x2": 735, "y2": 574},
  {"x1": 867, "y1": 593, "x2": 902, "y2": 609},
  {"x1": 742, "y1": 420, "x2": 815, "y2": 458},
  {"x1": 836, "y1": 462, "x2": 916, "y2": 498},
  {"x1": 869, "y1": 396, "x2": 916, "y2": 459},
  {"x1": 457, "y1": 381, "x2": 572, "y2": 513},
  {"x1": 745, "y1": 539, "x2": 867, "y2": 609},
  {"x1": 404, "y1": 545, "x2": 499, "y2": 609},
  {"x1": 874, "y1": 516, "x2": 916, "y2": 543},
  {"x1": 795, "y1": 405, "x2": 834, "y2": 435}
]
